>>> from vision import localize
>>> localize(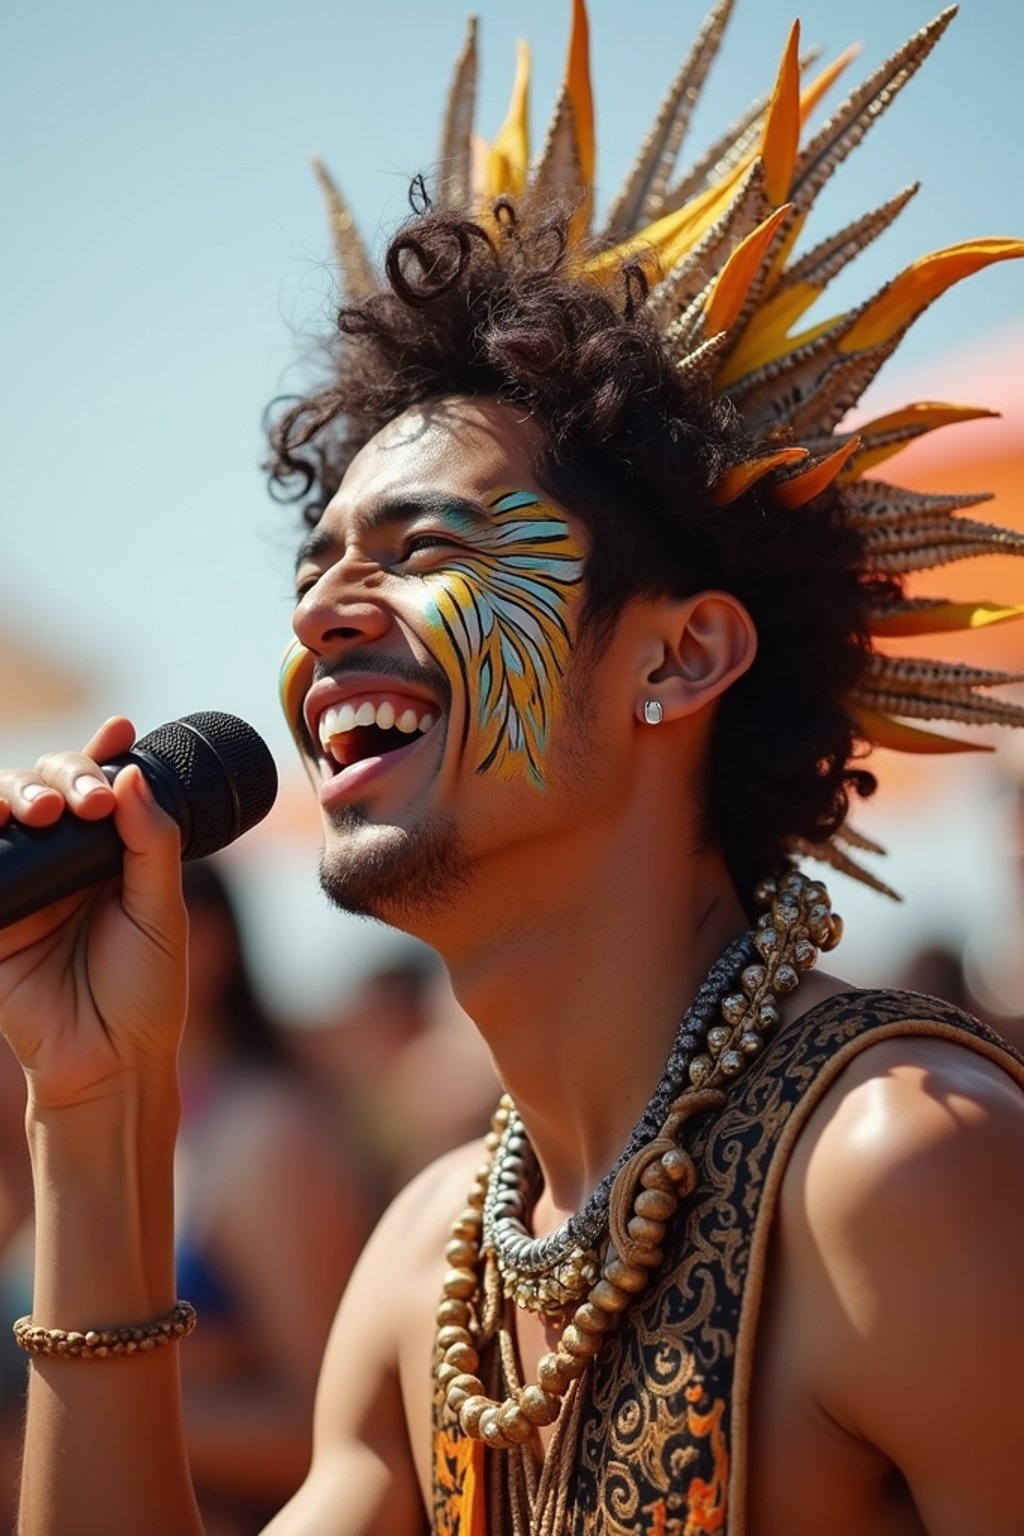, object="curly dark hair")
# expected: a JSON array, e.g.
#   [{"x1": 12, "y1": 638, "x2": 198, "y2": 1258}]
[{"x1": 267, "y1": 197, "x2": 896, "y2": 910}]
